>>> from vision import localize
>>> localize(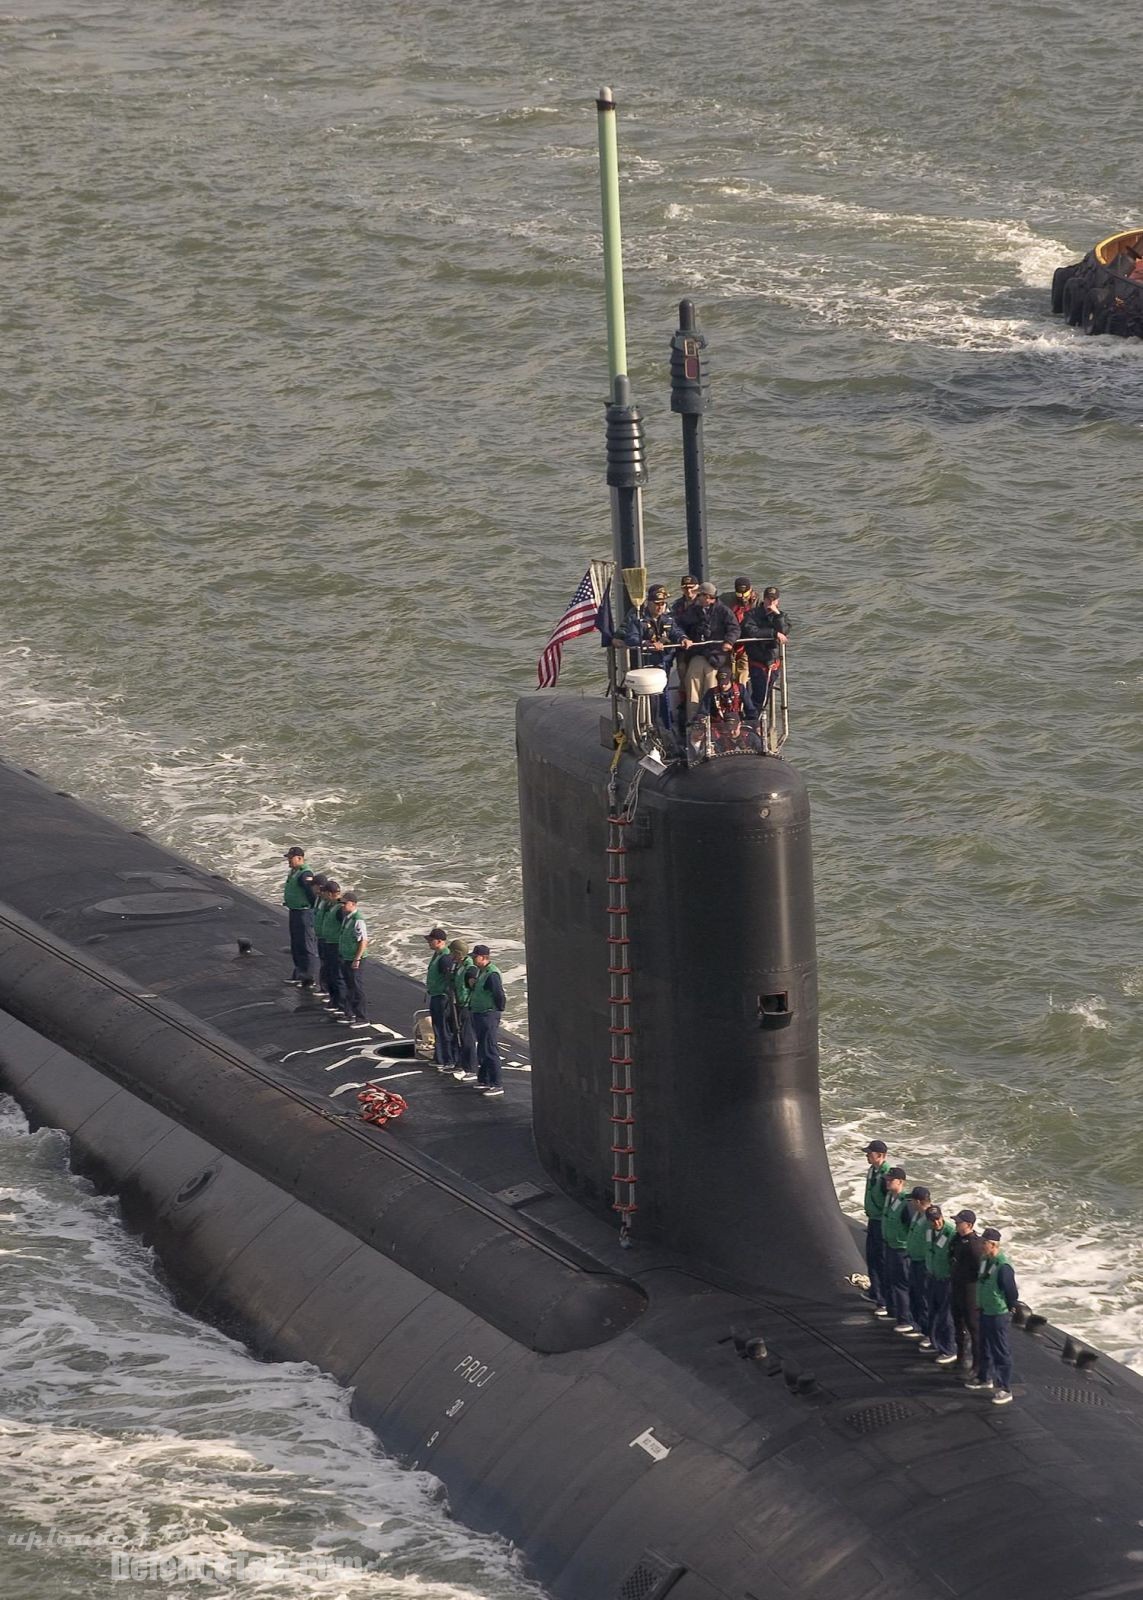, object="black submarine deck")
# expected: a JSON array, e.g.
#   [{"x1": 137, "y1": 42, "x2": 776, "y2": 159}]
[{"x1": 5, "y1": 757, "x2": 1143, "y2": 1600}]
